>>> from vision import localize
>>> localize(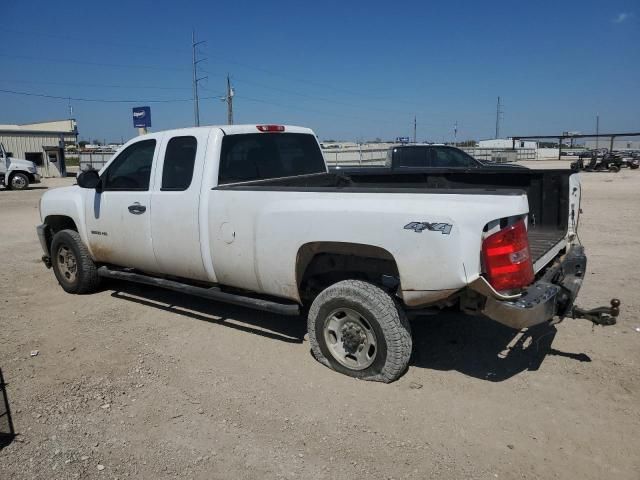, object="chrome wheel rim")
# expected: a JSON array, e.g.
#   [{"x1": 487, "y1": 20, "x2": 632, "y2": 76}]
[
  {"x1": 323, "y1": 307, "x2": 378, "y2": 370},
  {"x1": 11, "y1": 175, "x2": 27, "y2": 189},
  {"x1": 56, "y1": 245, "x2": 78, "y2": 283}
]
